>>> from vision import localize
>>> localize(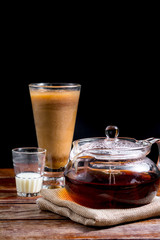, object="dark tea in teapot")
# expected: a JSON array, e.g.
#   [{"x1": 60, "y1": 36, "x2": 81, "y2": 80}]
[{"x1": 65, "y1": 165, "x2": 159, "y2": 209}]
